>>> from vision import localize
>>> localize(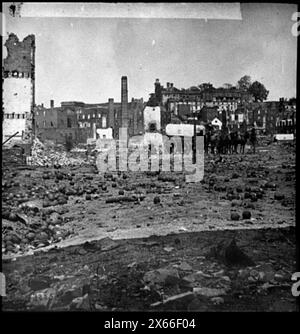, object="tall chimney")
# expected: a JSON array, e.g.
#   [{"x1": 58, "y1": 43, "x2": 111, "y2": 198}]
[
  {"x1": 50, "y1": 100, "x2": 54, "y2": 108},
  {"x1": 108, "y1": 98, "x2": 114, "y2": 129},
  {"x1": 121, "y1": 76, "x2": 128, "y2": 129}
]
